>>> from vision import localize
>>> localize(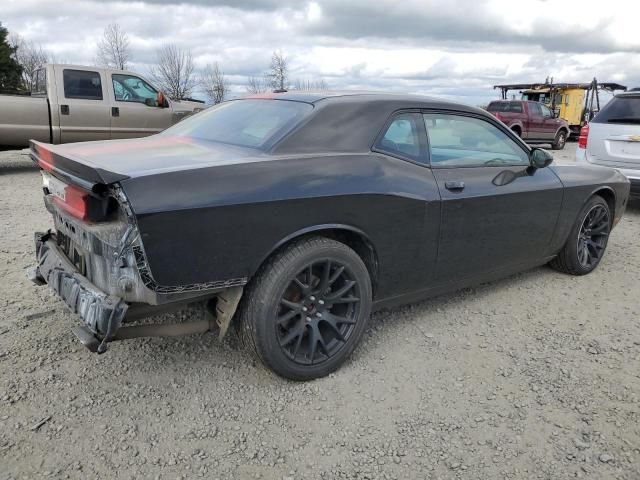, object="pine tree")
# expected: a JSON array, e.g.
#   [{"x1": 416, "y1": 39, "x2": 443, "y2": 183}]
[{"x1": 0, "y1": 22, "x2": 23, "y2": 92}]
